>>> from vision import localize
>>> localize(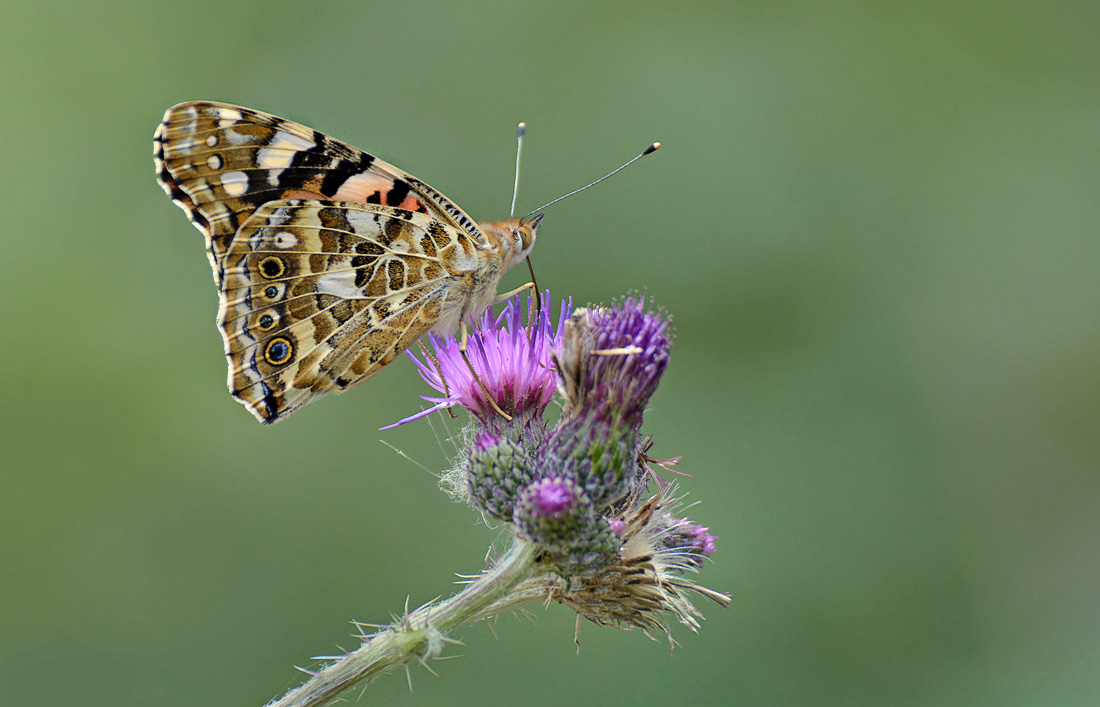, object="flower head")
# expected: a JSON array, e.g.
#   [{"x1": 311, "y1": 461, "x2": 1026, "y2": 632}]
[
  {"x1": 384, "y1": 292, "x2": 567, "y2": 433},
  {"x1": 527, "y1": 476, "x2": 576, "y2": 515},
  {"x1": 556, "y1": 295, "x2": 672, "y2": 427},
  {"x1": 269, "y1": 290, "x2": 722, "y2": 704},
  {"x1": 687, "y1": 523, "x2": 719, "y2": 556},
  {"x1": 553, "y1": 489, "x2": 729, "y2": 641},
  {"x1": 544, "y1": 296, "x2": 674, "y2": 510},
  {"x1": 514, "y1": 476, "x2": 619, "y2": 573},
  {"x1": 657, "y1": 517, "x2": 720, "y2": 570}
]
